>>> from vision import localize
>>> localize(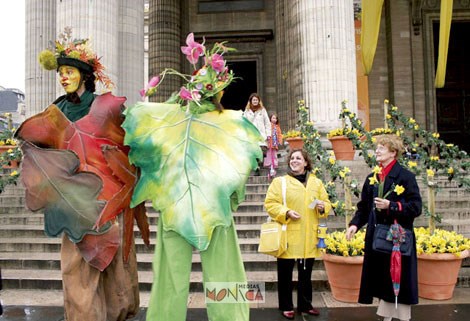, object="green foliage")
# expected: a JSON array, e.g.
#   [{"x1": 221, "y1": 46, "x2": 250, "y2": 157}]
[
  {"x1": 296, "y1": 100, "x2": 360, "y2": 217},
  {"x1": 0, "y1": 112, "x2": 21, "y2": 193}
]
